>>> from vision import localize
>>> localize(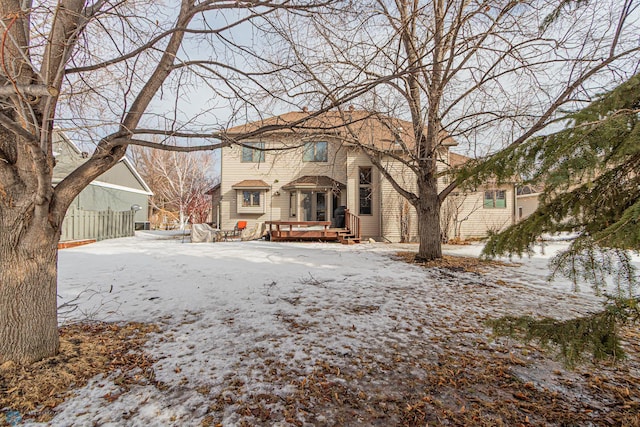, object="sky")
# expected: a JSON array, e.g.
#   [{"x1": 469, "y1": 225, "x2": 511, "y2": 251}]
[{"x1": 49, "y1": 0, "x2": 640, "y2": 182}]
